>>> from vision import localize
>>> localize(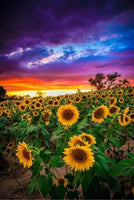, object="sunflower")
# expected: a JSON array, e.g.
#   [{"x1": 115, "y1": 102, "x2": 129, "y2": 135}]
[
  {"x1": 16, "y1": 142, "x2": 33, "y2": 168},
  {"x1": 53, "y1": 100, "x2": 60, "y2": 107},
  {"x1": 75, "y1": 97, "x2": 81, "y2": 103},
  {"x1": 129, "y1": 113, "x2": 134, "y2": 122},
  {"x1": 23, "y1": 99, "x2": 31, "y2": 106},
  {"x1": 19, "y1": 105, "x2": 26, "y2": 112},
  {"x1": 119, "y1": 98, "x2": 124, "y2": 104},
  {"x1": 7, "y1": 113, "x2": 11, "y2": 118},
  {"x1": 67, "y1": 100, "x2": 73, "y2": 104},
  {"x1": 118, "y1": 115, "x2": 130, "y2": 126},
  {"x1": 101, "y1": 94, "x2": 106, "y2": 99},
  {"x1": 109, "y1": 106, "x2": 120, "y2": 116},
  {"x1": 47, "y1": 100, "x2": 53, "y2": 106},
  {"x1": 63, "y1": 146, "x2": 95, "y2": 171},
  {"x1": 124, "y1": 107, "x2": 129, "y2": 115},
  {"x1": 95, "y1": 100, "x2": 100, "y2": 105},
  {"x1": 12, "y1": 107, "x2": 16, "y2": 113},
  {"x1": 68, "y1": 135, "x2": 89, "y2": 147},
  {"x1": 29, "y1": 105, "x2": 35, "y2": 111},
  {"x1": 33, "y1": 111, "x2": 39, "y2": 116},
  {"x1": 55, "y1": 176, "x2": 68, "y2": 187},
  {"x1": 118, "y1": 89, "x2": 124, "y2": 96},
  {"x1": 57, "y1": 104, "x2": 79, "y2": 126},
  {"x1": 80, "y1": 133, "x2": 96, "y2": 145},
  {"x1": 118, "y1": 115, "x2": 125, "y2": 126},
  {"x1": 92, "y1": 105, "x2": 109, "y2": 123},
  {"x1": 109, "y1": 97, "x2": 117, "y2": 106},
  {"x1": 131, "y1": 99, "x2": 134, "y2": 104},
  {"x1": 86, "y1": 94, "x2": 92, "y2": 99},
  {"x1": 15, "y1": 101, "x2": 21, "y2": 107},
  {"x1": 123, "y1": 115, "x2": 131, "y2": 126},
  {"x1": 34, "y1": 102, "x2": 42, "y2": 109},
  {"x1": 21, "y1": 114, "x2": 27, "y2": 120},
  {"x1": 7, "y1": 142, "x2": 15, "y2": 150},
  {"x1": 38, "y1": 98, "x2": 44, "y2": 104},
  {"x1": 86, "y1": 101, "x2": 91, "y2": 108}
]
